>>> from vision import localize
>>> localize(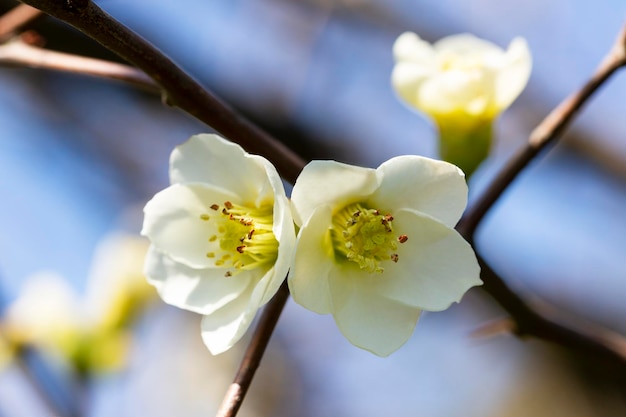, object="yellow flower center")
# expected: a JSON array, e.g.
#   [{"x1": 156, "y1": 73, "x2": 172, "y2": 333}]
[
  {"x1": 331, "y1": 203, "x2": 408, "y2": 273},
  {"x1": 199, "y1": 201, "x2": 278, "y2": 277}
]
